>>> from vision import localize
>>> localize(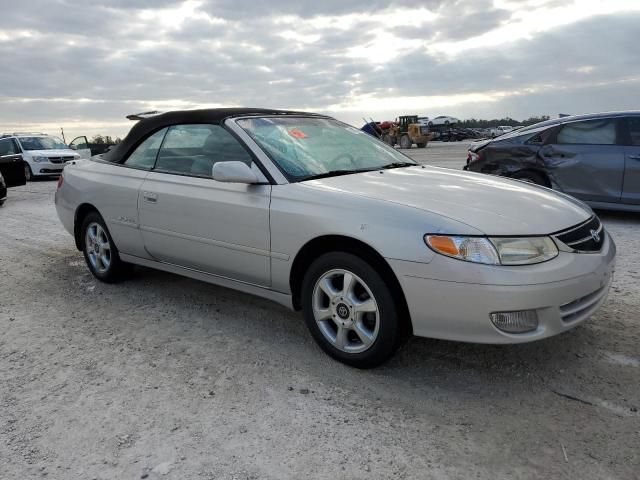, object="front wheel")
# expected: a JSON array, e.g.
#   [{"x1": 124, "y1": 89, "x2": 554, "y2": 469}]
[
  {"x1": 399, "y1": 135, "x2": 412, "y2": 149},
  {"x1": 24, "y1": 163, "x2": 32, "y2": 182},
  {"x1": 81, "y1": 212, "x2": 131, "y2": 283},
  {"x1": 301, "y1": 252, "x2": 405, "y2": 368}
]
